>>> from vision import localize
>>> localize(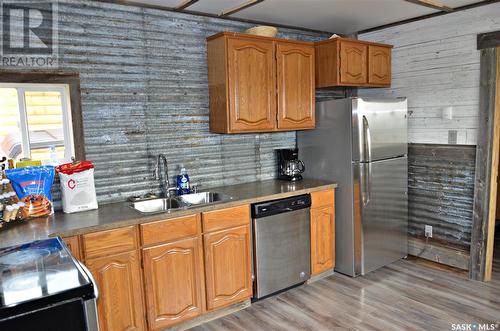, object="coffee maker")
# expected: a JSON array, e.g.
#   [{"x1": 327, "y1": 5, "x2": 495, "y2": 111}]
[{"x1": 276, "y1": 148, "x2": 305, "y2": 181}]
